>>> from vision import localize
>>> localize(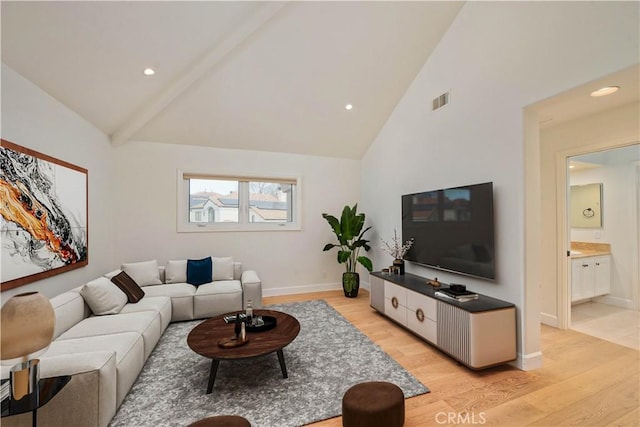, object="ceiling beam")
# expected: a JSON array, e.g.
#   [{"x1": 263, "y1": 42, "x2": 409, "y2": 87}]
[{"x1": 110, "y1": 2, "x2": 288, "y2": 146}]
